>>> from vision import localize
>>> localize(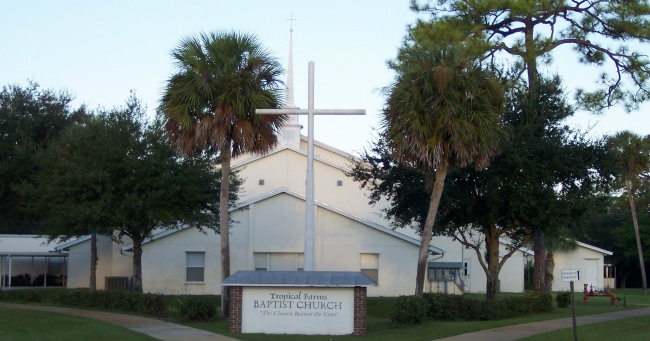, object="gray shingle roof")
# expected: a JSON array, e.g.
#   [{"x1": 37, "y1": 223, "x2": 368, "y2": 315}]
[{"x1": 222, "y1": 271, "x2": 376, "y2": 287}]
